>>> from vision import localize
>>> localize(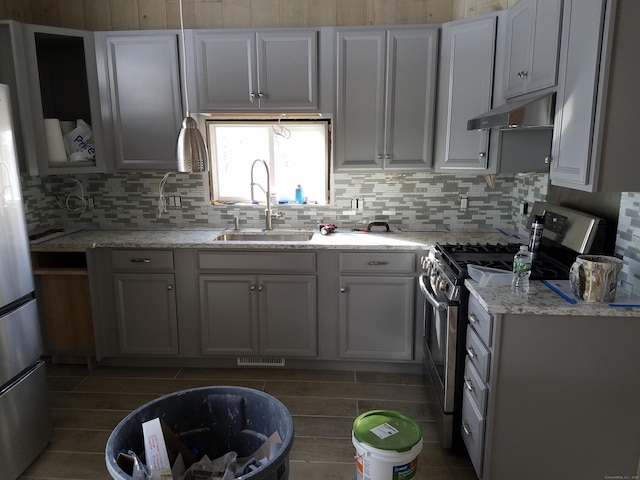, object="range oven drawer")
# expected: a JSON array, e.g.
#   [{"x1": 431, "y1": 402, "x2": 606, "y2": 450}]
[{"x1": 465, "y1": 326, "x2": 490, "y2": 382}]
